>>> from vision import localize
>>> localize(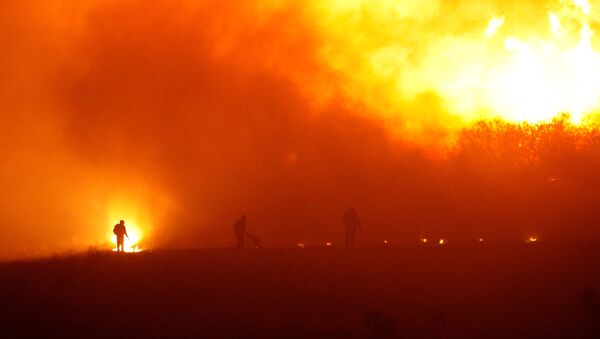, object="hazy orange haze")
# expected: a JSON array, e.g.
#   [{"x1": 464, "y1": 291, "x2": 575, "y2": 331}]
[{"x1": 1, "y1": 0, "x2": 600, "y2": 258}]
